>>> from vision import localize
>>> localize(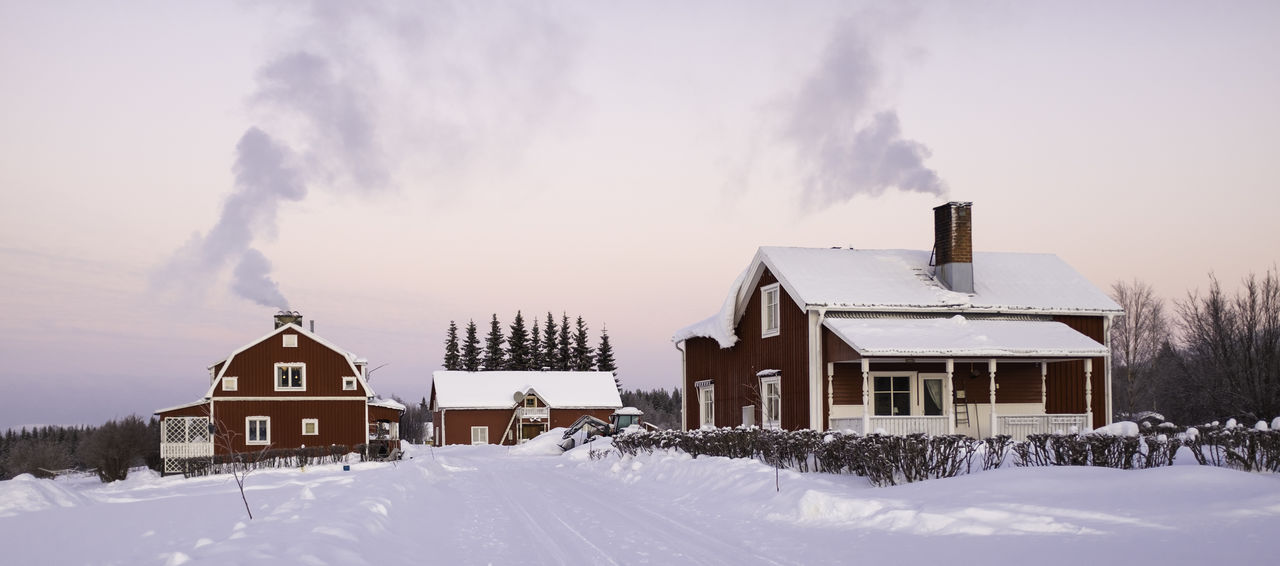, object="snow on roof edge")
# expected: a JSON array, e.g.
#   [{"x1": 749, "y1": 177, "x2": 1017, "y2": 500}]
[{"x1": 672, "y1": 267, "x2": 747, "y2": 348}]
